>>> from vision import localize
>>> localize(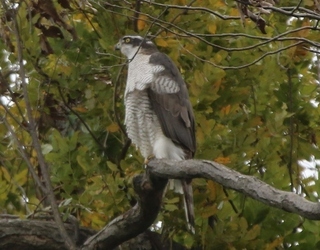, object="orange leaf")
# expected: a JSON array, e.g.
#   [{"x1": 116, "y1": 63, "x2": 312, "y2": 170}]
[
  {"x1": 265, "y1": 237, "x2": 283, "y2": 250},
  {"x1": 214, "y1": 156, "x2": 231, "y2": 164},
  {"x1": 137, "y1": 14, "x2": 148, "y2": 31},
  {"x1": 73, "y1": 106, "x2": 88, "y2": 113},
  {"x1": 221, "y1": 105, "x2": 231, "y2": 115}
]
